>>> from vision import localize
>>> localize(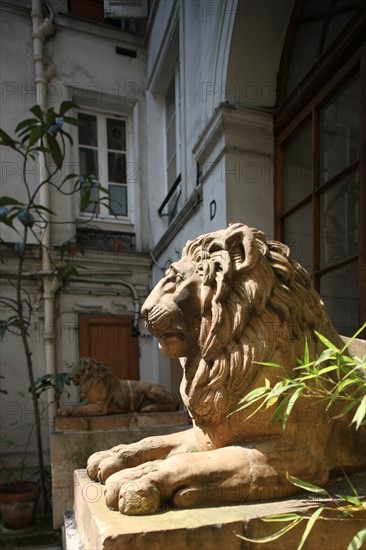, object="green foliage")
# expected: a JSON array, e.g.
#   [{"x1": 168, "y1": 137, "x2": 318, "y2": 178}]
[
  {"x1": 0, "y1": 103, "x2": 110, "y2": 510},
  {"x1": 237, "y1": 473, "x2": 366, "y2": 550},
  {"x1": 235, "y1": 325, "x2": 366, "y2": 549},
  {"x1": 33, "y1": 372, "x2": 71, "y2": 409},
  {"x1": 236, "y1": 323, "x2": 366, "y2": 430}
]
